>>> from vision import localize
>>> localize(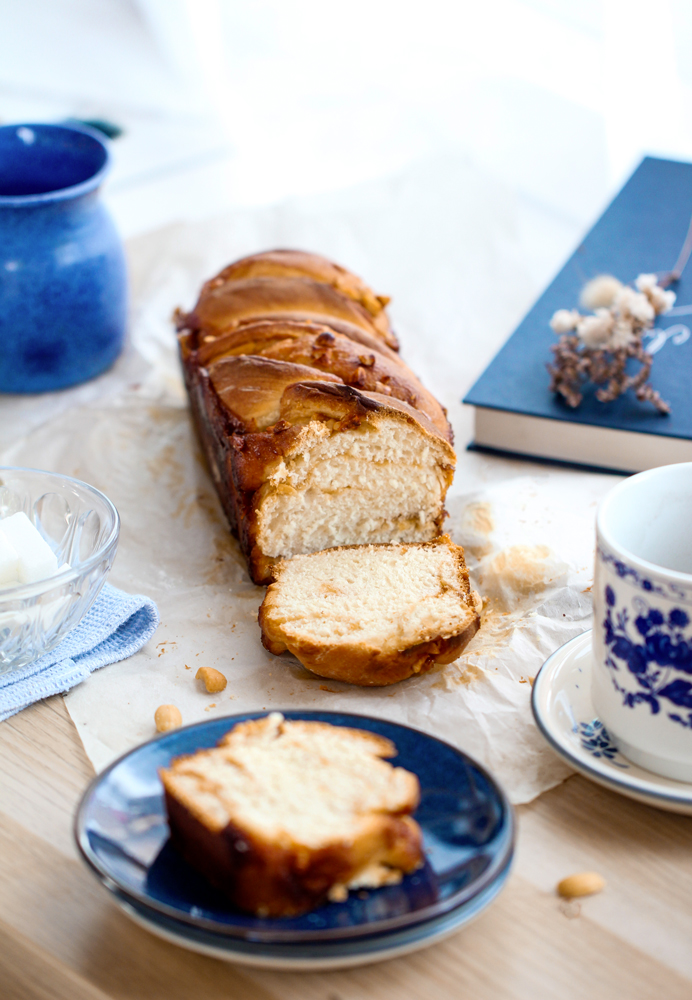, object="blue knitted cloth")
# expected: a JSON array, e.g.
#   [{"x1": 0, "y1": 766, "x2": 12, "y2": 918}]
[{"x1": 0, "y1": 582, "x2": 159, "y2": 721}]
